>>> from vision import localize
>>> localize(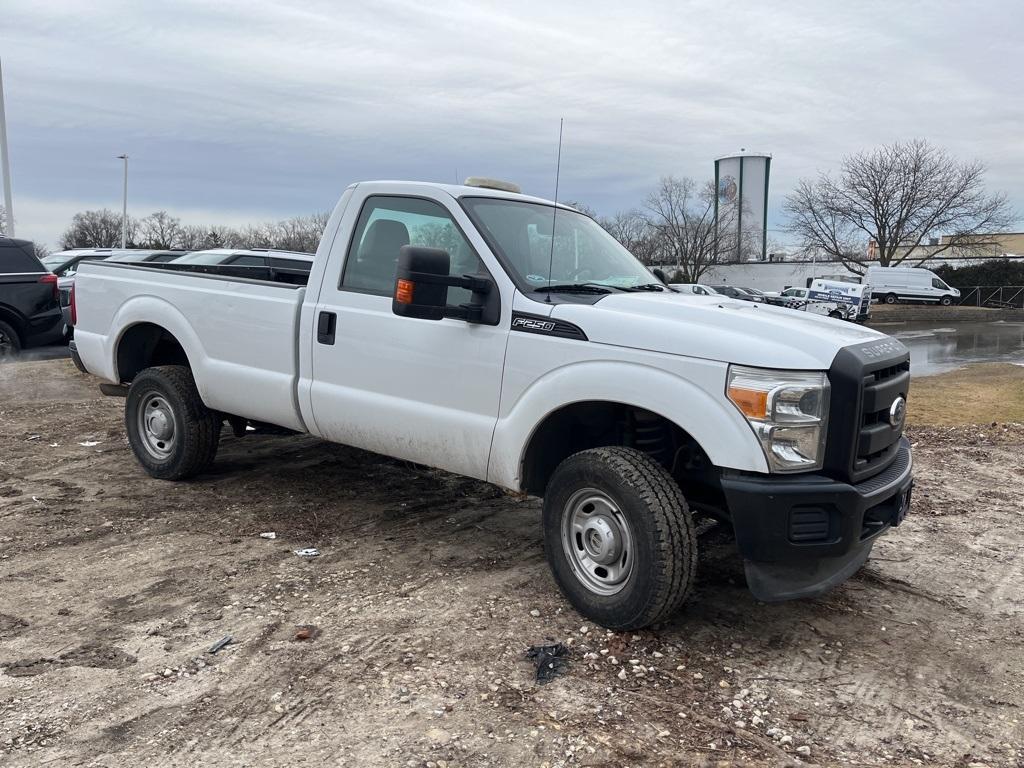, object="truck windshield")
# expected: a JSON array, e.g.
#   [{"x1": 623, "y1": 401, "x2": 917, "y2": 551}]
[{"x1": 461, "y1": 197, "x2": 660, "y2": 292}]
